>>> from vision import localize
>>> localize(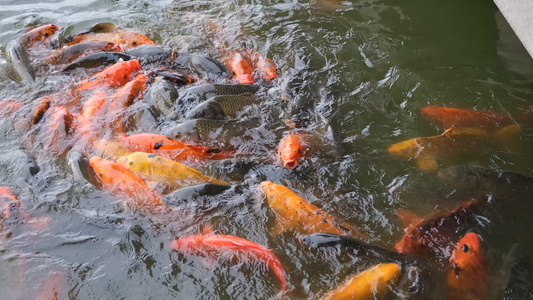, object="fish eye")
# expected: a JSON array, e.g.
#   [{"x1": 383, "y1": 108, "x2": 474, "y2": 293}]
[
  {"x1": 232, "y1": 71, "x2": 236, "y2": 75},
  {"x1": 99, "y1": 173, "x2": 103, "y2": 177},
  {"x1": 132, "y1": 41, "x2": 137, "y2": 46},
  {"x1": 44, "y1": 33, "x2": 49, "y2": 37},
  {"x1": 298, "y1": 148, "x2": 301, "y2": 153},
  {"x1": 129, "y1": 162, "x2": 133, "y2": 165},
  {"x1": 462, "y1": 244, "x2": 470, "y2": 252},
  {"x1": 175, "y1": 133, "x2": 180, "y2": 138}
]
